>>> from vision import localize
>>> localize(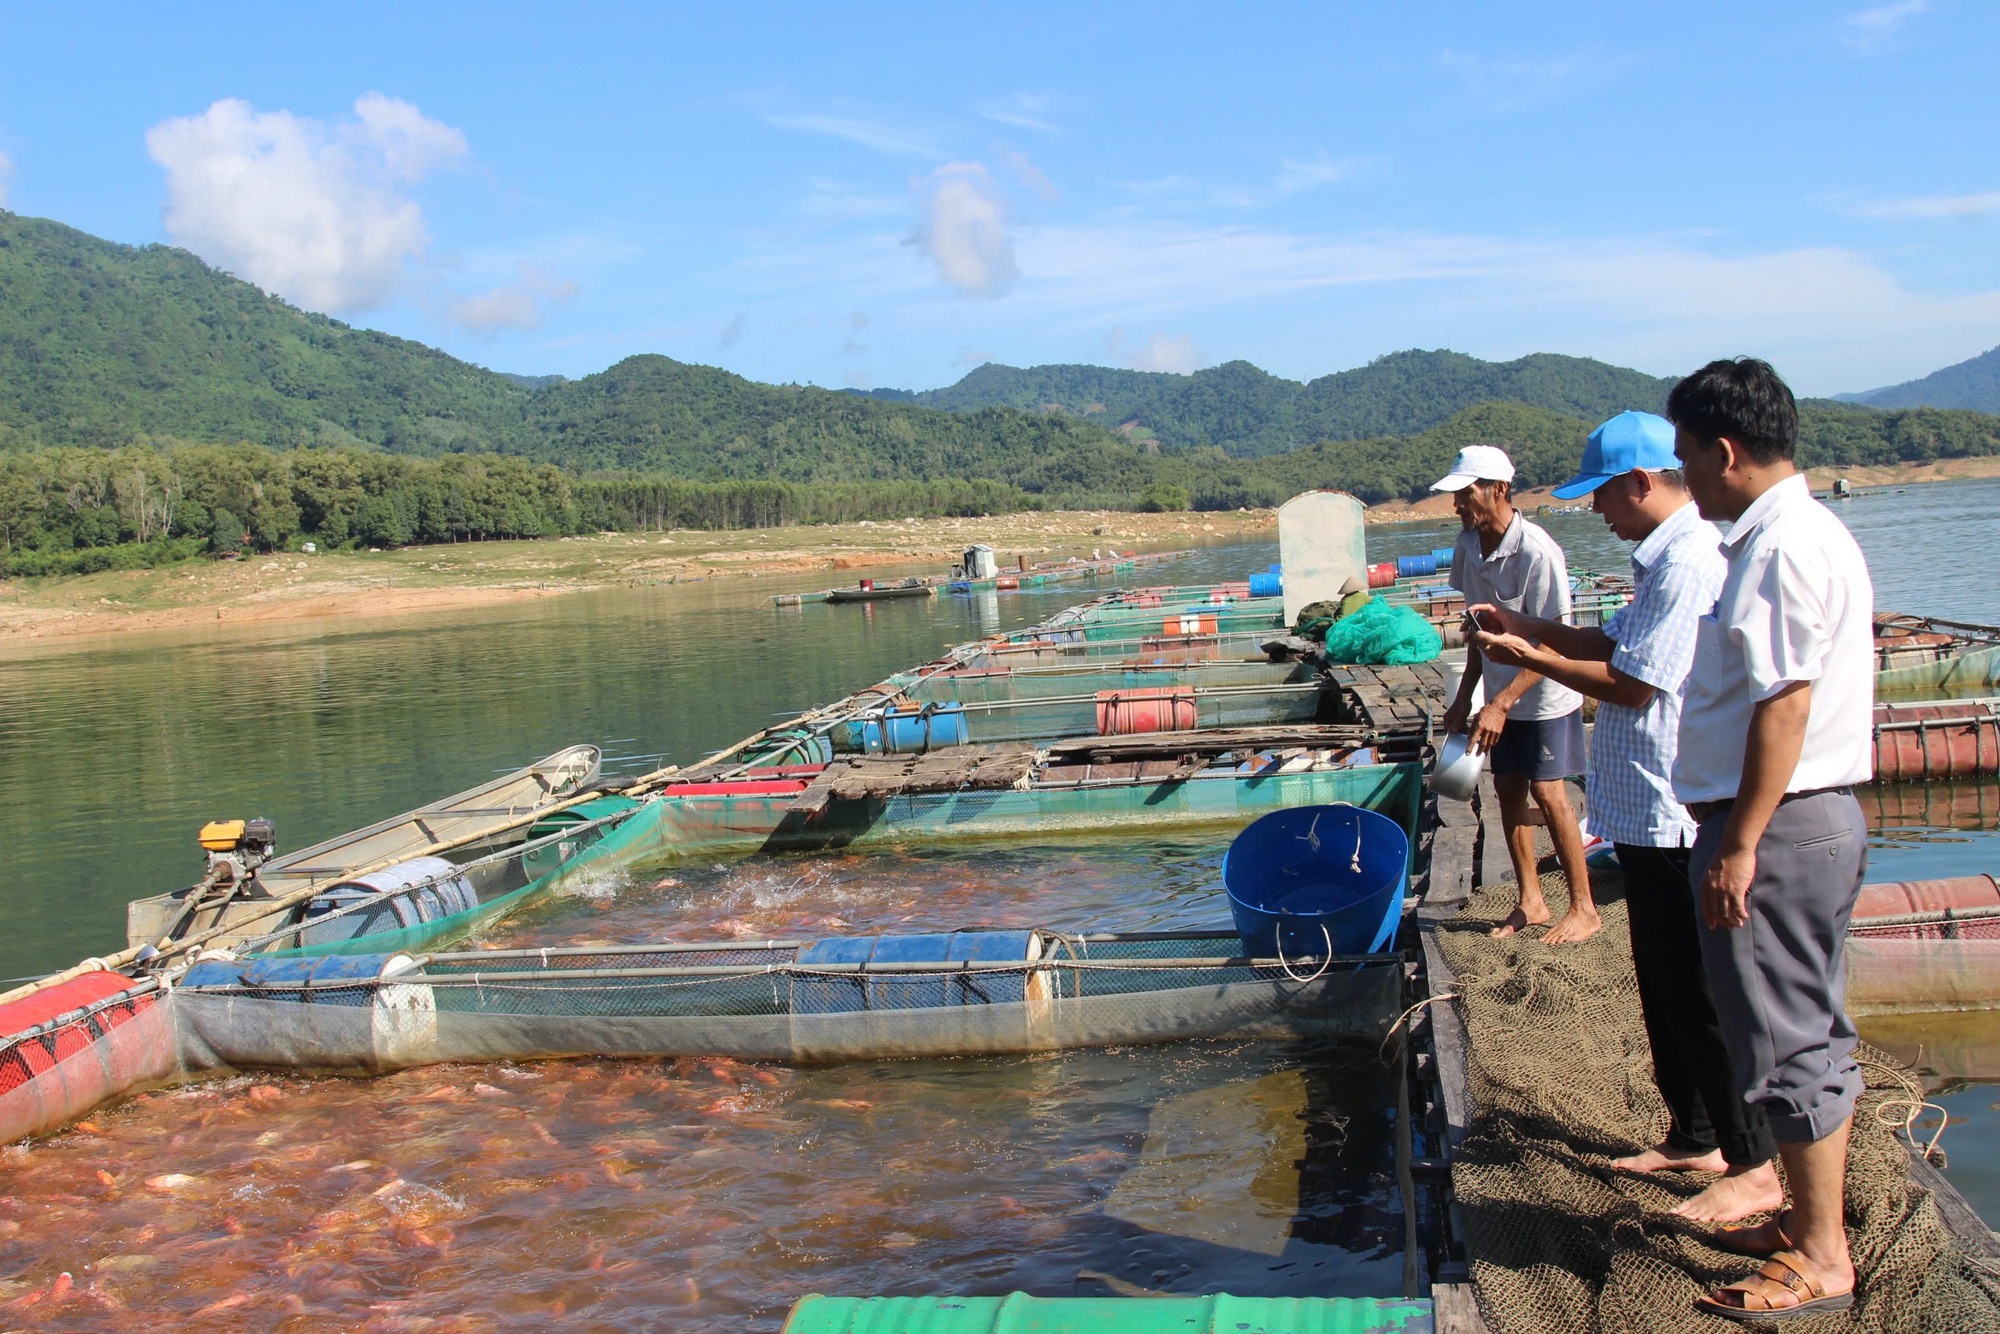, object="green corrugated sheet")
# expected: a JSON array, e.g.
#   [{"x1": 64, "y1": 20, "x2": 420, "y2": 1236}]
[{"x1": 782, "y1": 1293, "x2": 1434, "y2": 1333}]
